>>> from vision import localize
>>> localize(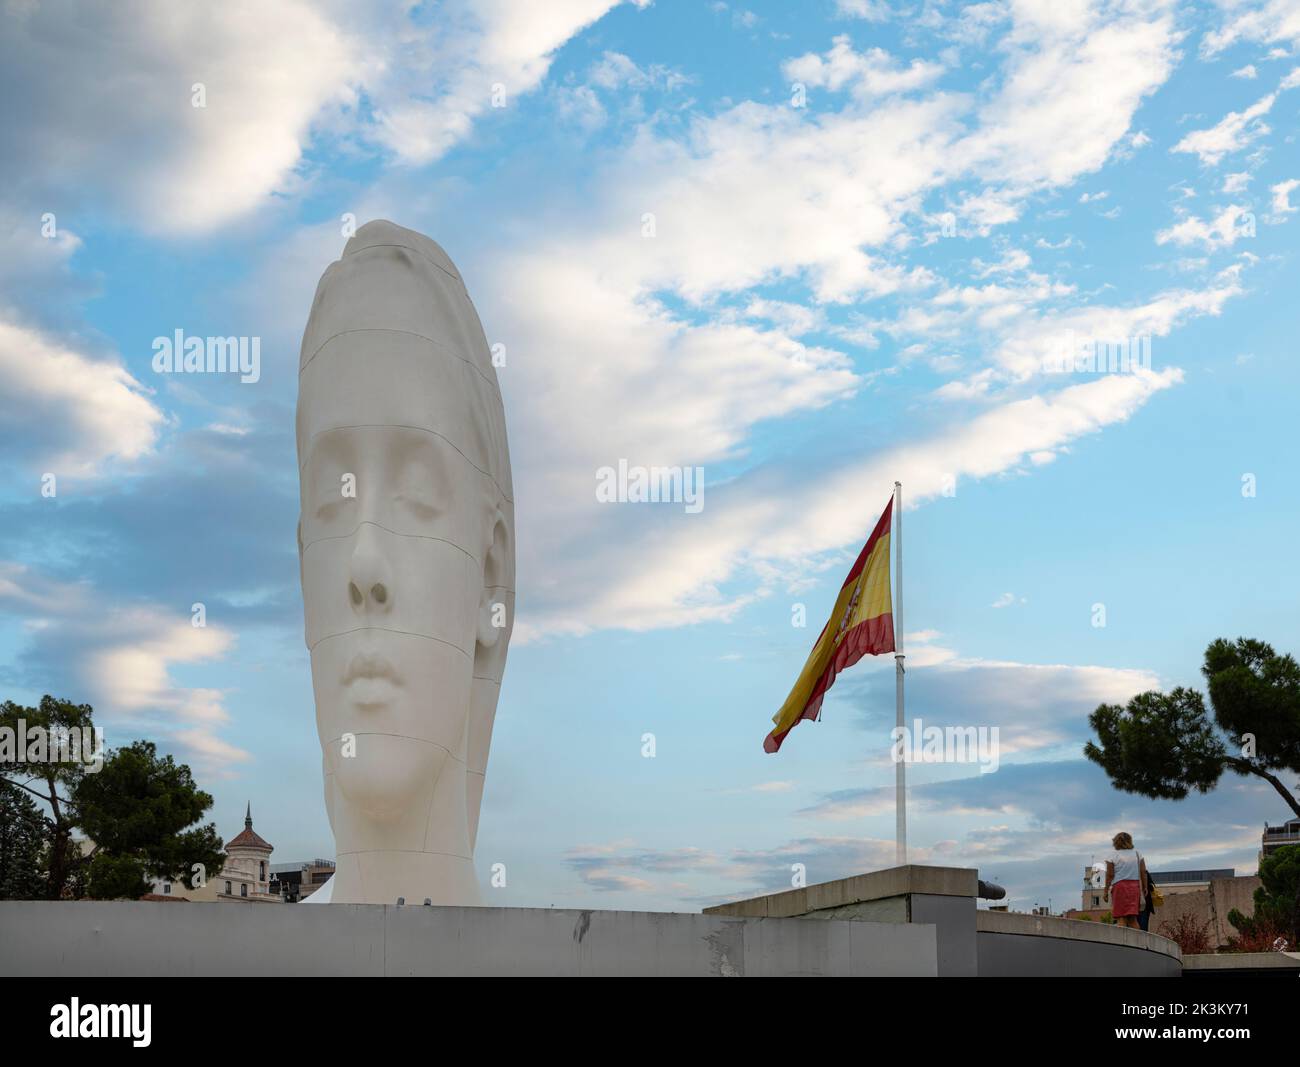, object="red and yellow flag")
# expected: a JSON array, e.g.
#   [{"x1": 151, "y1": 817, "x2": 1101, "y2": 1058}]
[{"x1": 764, "y1": 495, "x2": 895, "y2": 753}]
